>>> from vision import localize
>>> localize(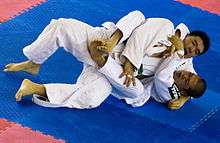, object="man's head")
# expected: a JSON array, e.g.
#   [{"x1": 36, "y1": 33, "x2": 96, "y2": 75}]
[
  {"x1": 183, "y1": 31, "x2": 210, "y2": 58},
  {"x1": 173, "y1": 70, "x2": 207, "y2": 98}
]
